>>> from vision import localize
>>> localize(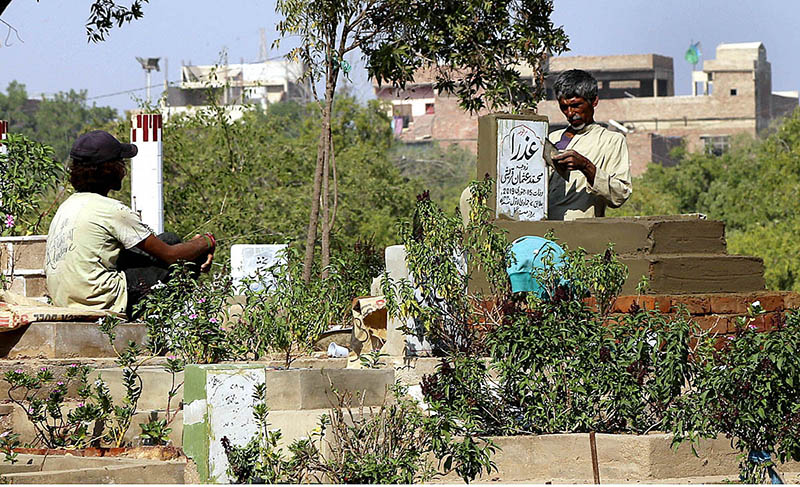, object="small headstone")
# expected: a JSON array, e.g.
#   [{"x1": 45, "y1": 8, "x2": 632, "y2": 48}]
[
  {"x1": 477, "y1": 113, "x2": 550, "y2": 221},
  {"x1": 230, "y1": 244, "x2": 287, "y2": 293}
]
